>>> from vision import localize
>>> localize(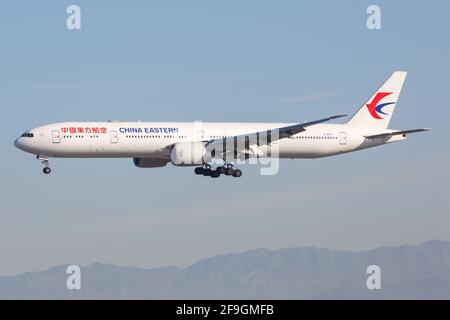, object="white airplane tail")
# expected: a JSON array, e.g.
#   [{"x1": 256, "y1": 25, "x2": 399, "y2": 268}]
[{"x1": 346, "y1": 71, "x2": 407, "y2": 129}]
